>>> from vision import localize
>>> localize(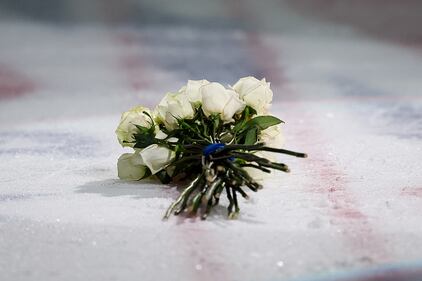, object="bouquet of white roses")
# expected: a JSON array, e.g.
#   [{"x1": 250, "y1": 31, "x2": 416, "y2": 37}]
[{"x1": 116, "y1": 76, "x2": 306, "y2": 219}]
